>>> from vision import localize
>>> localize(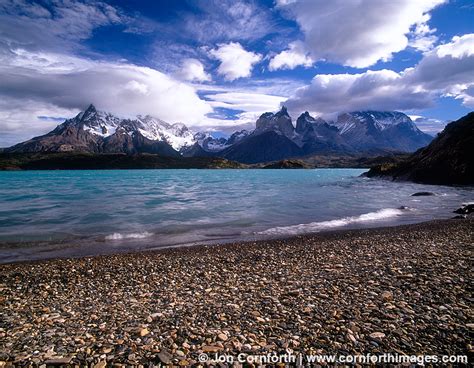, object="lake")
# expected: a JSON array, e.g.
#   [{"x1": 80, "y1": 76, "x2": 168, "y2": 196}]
[{"x1": 0, "y1": 169, "x2": 472, "y2": 263}]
